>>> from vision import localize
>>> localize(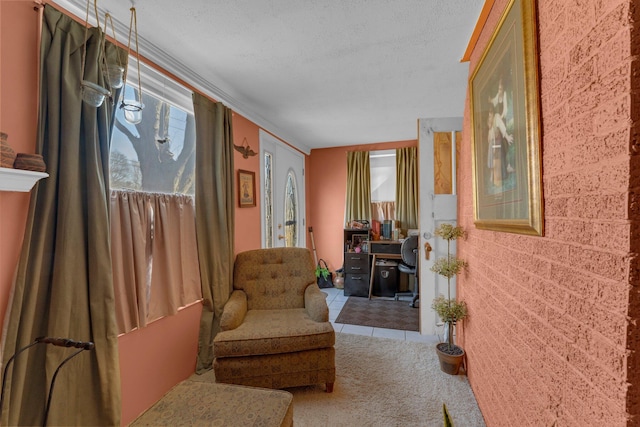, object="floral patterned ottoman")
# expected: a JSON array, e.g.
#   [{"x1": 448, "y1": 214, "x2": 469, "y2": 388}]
[{"x1": 130, "y1": 380, "x2": 293, "y2": 426}]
